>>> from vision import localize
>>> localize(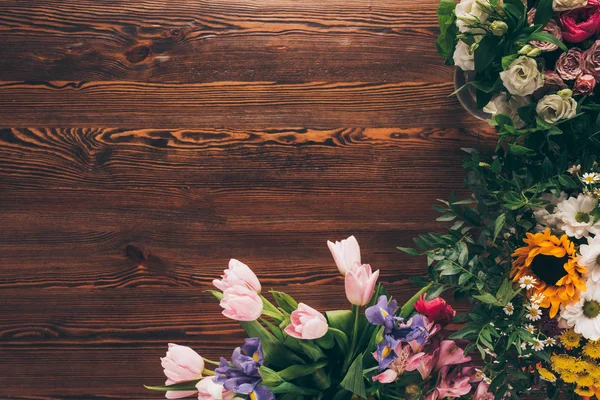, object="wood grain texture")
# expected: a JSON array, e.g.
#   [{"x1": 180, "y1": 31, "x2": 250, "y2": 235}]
[{"x1": 0, "y1": 1, "x2": 494, "y2": 398}]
